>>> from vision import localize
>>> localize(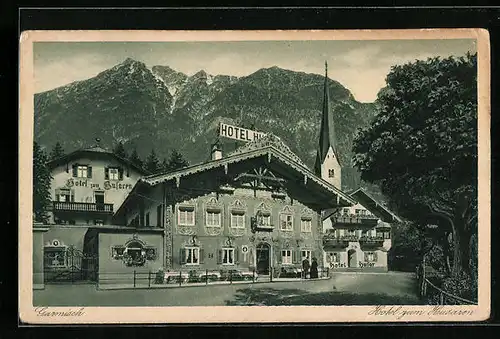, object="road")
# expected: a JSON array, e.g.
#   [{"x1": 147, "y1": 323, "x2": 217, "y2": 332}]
[{"x1": 33, "y1": 271, "x2": 421, "y2": 306}]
